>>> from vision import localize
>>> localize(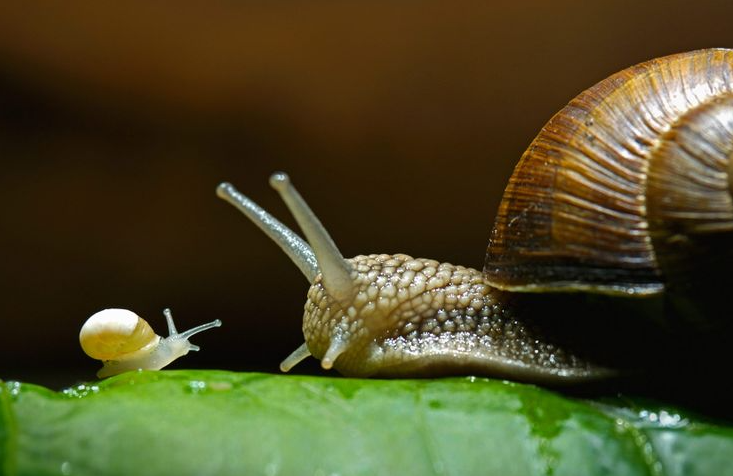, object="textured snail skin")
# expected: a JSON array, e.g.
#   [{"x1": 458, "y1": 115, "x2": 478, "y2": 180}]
[{"x1": 302, "y1": 254, "x2": 605, "y2": 382}]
